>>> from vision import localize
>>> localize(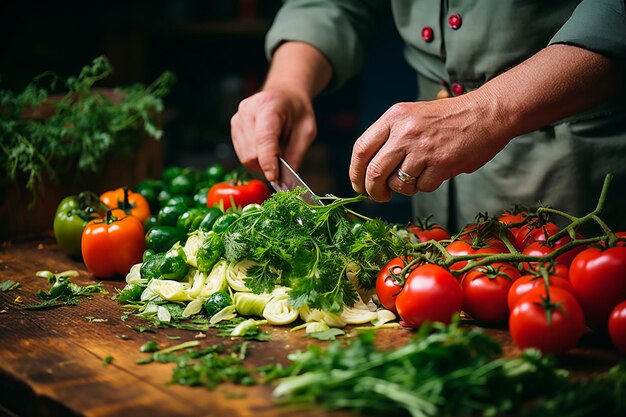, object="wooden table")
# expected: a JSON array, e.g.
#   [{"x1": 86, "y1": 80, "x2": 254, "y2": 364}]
[{"x1": 0, "y1": 238, "x2": 623, "y2": 417}]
